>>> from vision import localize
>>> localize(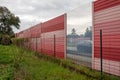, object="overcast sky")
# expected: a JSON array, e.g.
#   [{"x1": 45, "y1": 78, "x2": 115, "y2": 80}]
[
  {"x1": 0, "y1": 0, "x2": 94, "y2": 33},
  {"x1": 67, "y1": 2, "x2": 93, "y2": 34}
]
